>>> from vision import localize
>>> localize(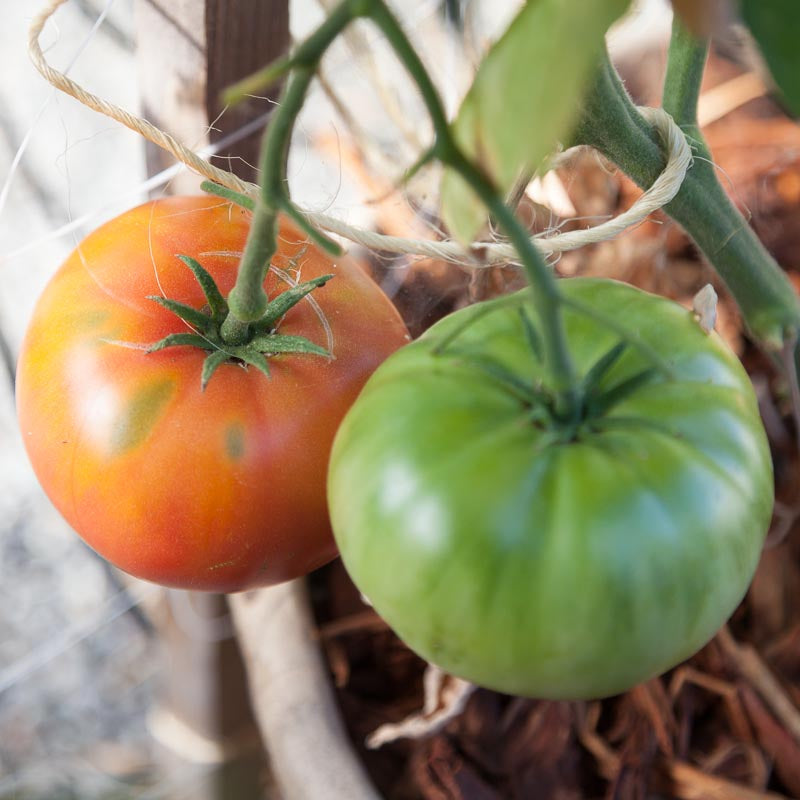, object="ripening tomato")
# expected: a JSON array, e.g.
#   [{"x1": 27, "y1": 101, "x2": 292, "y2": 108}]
[
  {"x1": 16, "y1": 196, "x2": 409, "y2": 592},
  {"x1": 328, "y1": 278, "x2": 774, "y2": 699}
]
